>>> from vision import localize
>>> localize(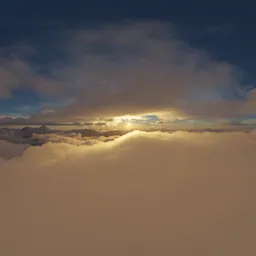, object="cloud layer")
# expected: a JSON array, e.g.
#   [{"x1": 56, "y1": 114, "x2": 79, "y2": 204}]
[{"x1": 1, "y1": 131, "x2": 256, "y2": 255}]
